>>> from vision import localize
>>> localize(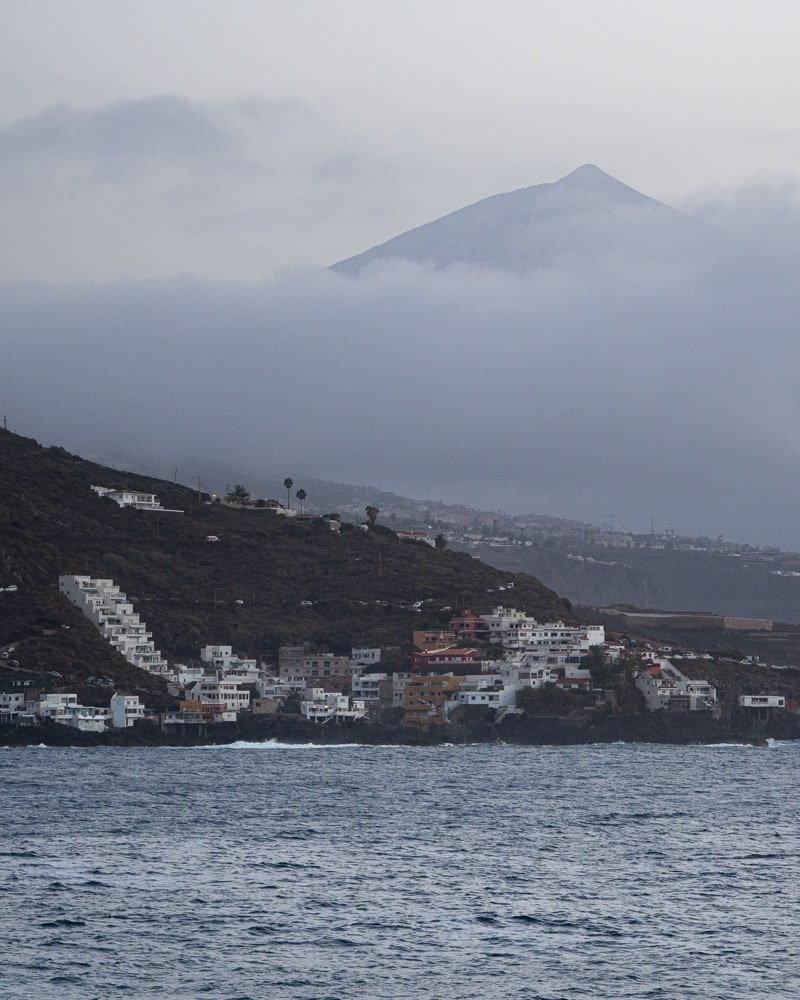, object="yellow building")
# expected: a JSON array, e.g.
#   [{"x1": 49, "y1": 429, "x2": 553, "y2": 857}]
[
  {"x1": 412, "y1": 629, "x2": 458, "y2": 652},
  {"x1": 402, "y1": 675, "x2": 464, "y2": 731}
]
